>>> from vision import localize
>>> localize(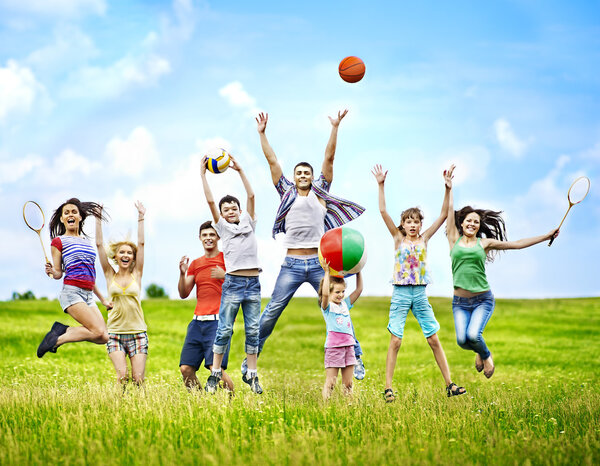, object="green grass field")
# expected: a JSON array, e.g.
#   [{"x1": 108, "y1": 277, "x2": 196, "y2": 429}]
[{"x1": 1, "y1": 296, "x2": 599, "y2": 465}]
